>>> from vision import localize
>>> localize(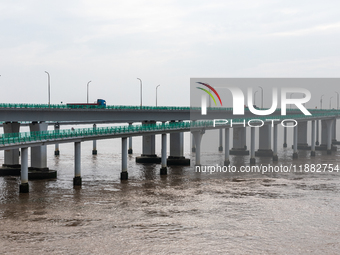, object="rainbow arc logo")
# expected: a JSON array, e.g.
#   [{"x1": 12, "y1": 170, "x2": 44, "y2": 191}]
[{"x1": 196, "y1": 82, "x2": 223, "y2": 106}]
